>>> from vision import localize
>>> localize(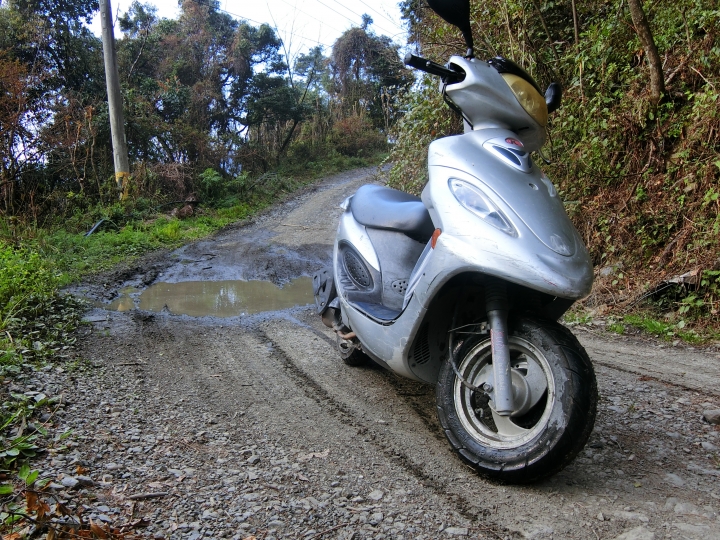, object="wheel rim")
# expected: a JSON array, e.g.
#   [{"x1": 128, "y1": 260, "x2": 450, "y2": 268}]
[{"x1": 454, "y1": 336, "x2": 556, "y2": 450}]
